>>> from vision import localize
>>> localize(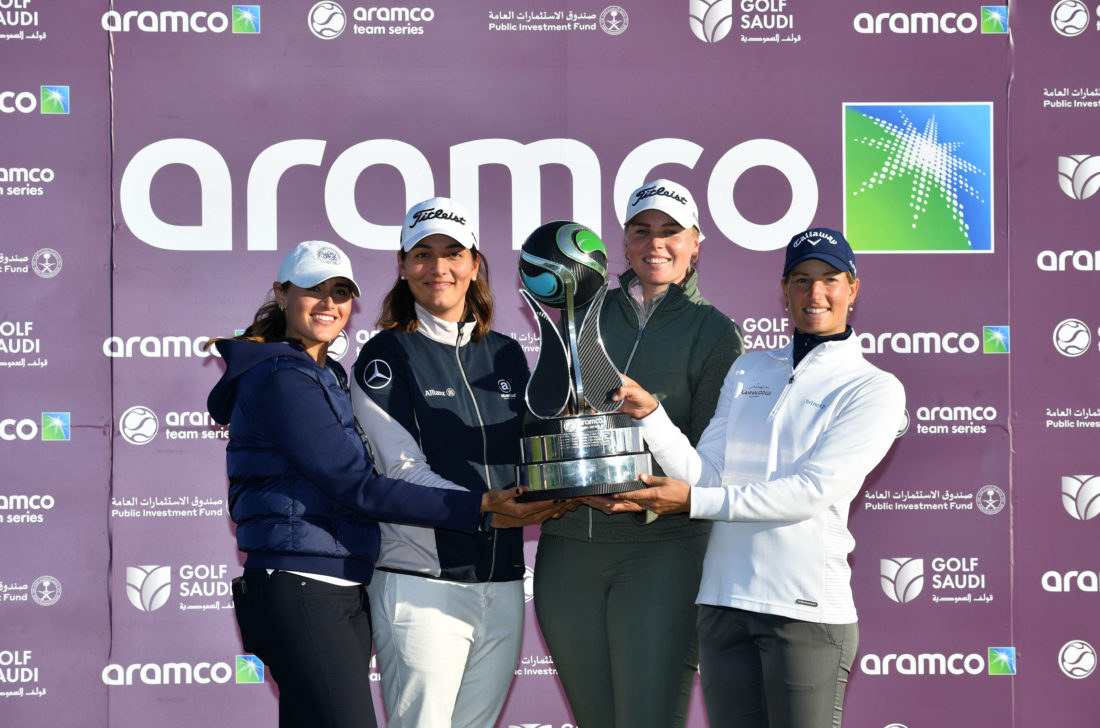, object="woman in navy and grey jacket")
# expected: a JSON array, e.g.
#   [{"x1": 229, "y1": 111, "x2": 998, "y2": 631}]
[
  {"x1": 350, "y1": 198, "x2": 566, "y2": 728},
  {"x1": 207, "y1": 240, "x2": 532, "y2": 728}
]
